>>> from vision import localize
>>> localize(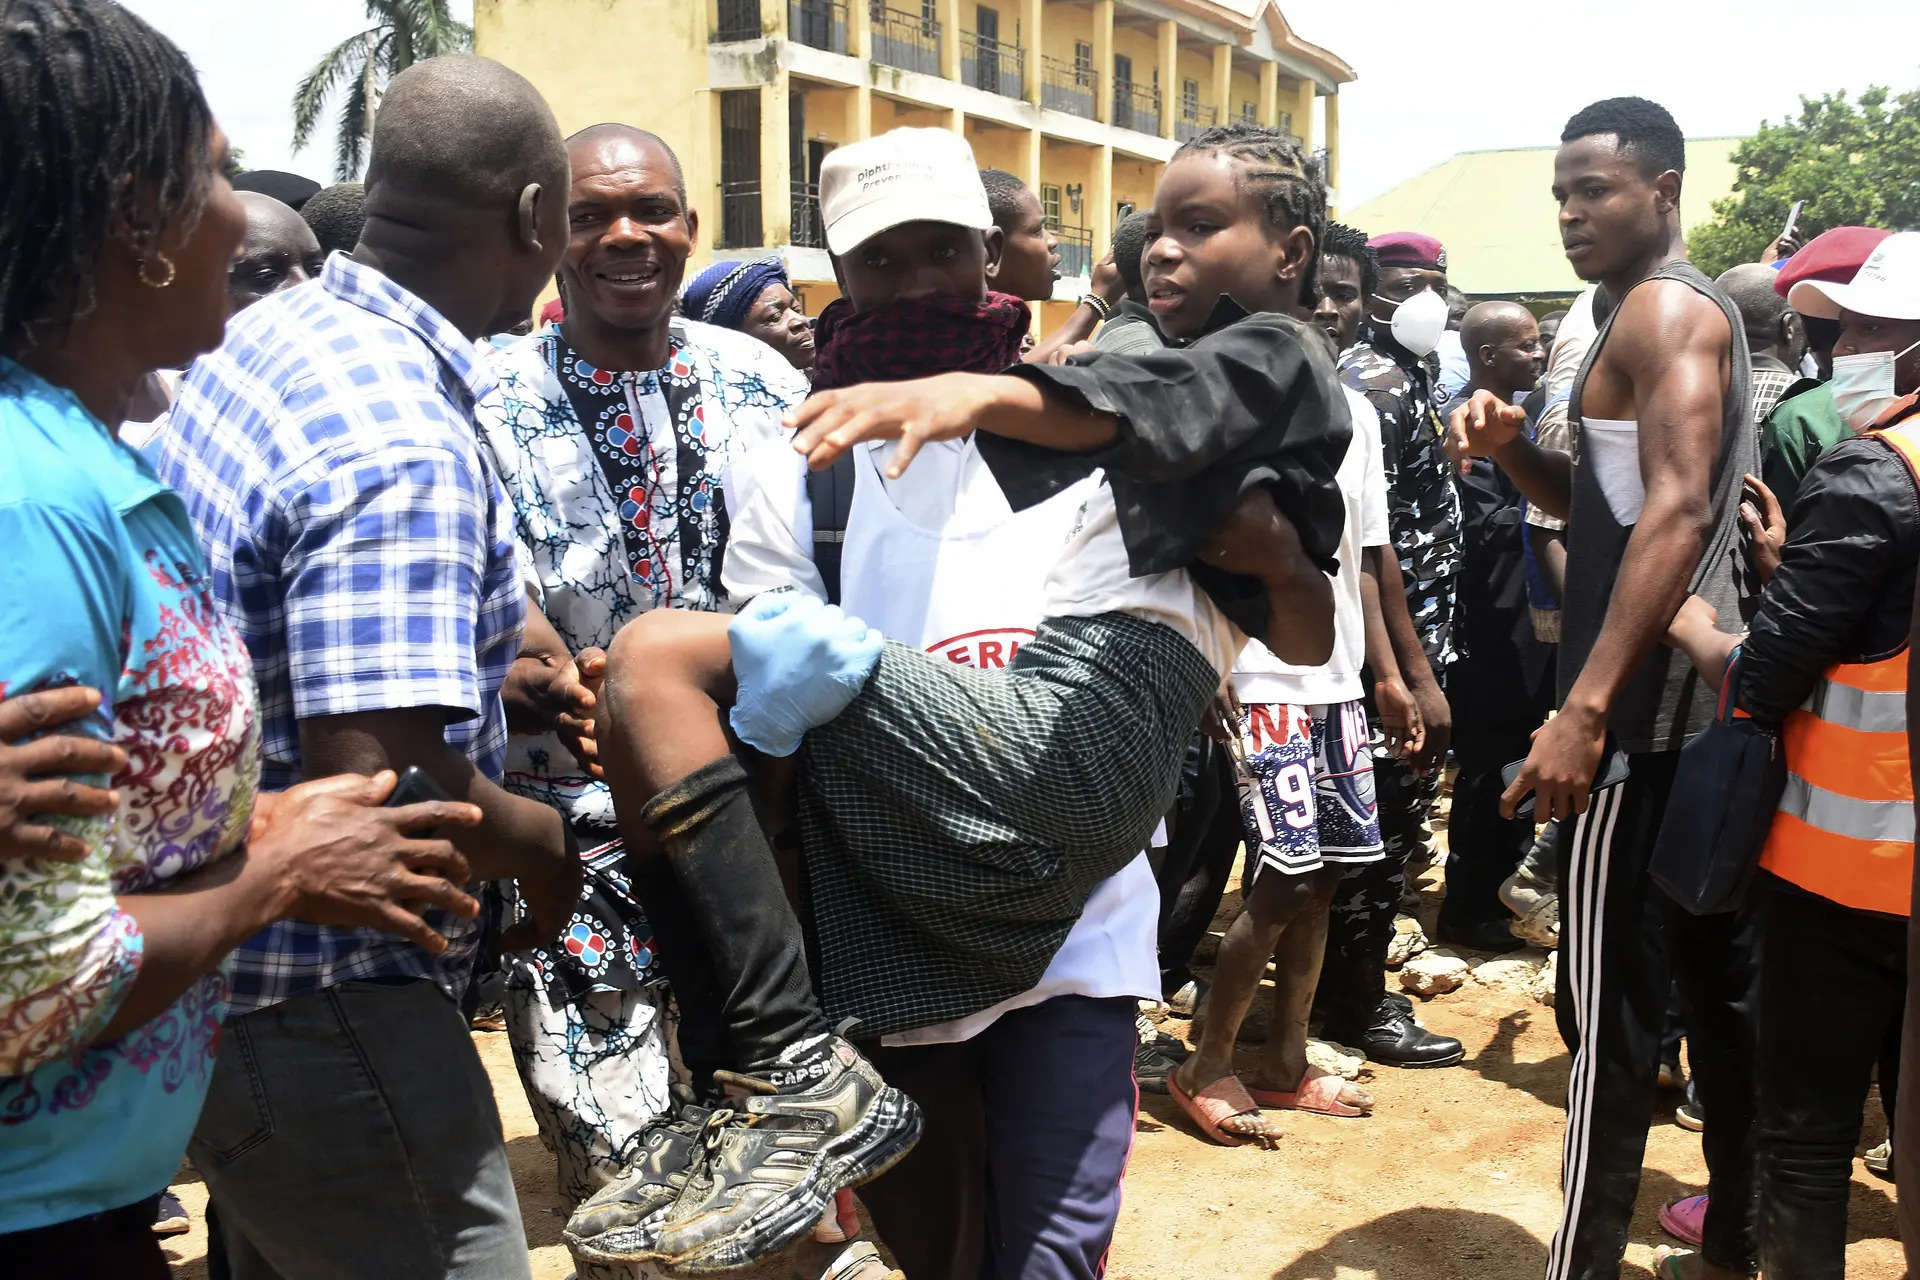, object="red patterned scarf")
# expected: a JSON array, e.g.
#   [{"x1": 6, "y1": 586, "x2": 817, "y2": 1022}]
[{"x1": 809, "y1": 291, "x2": 1031, "y2": 390}]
